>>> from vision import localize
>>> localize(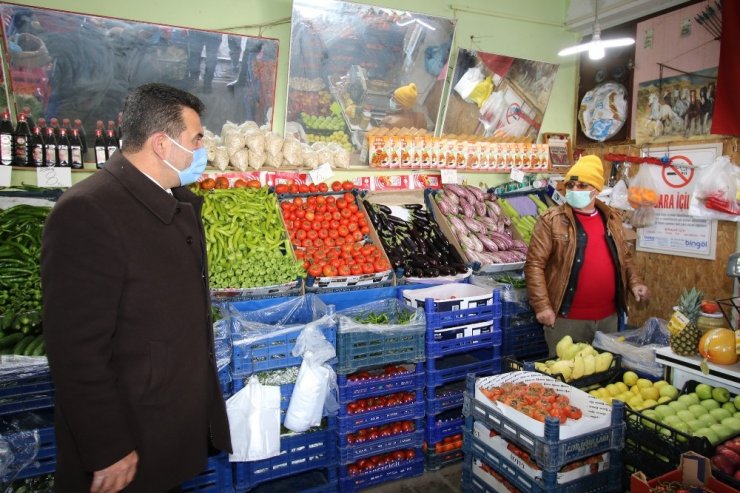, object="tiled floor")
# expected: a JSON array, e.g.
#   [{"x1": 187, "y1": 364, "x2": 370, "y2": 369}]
[{"x1": 361, "y1": 462, "x2": 463, "y2": 493}]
